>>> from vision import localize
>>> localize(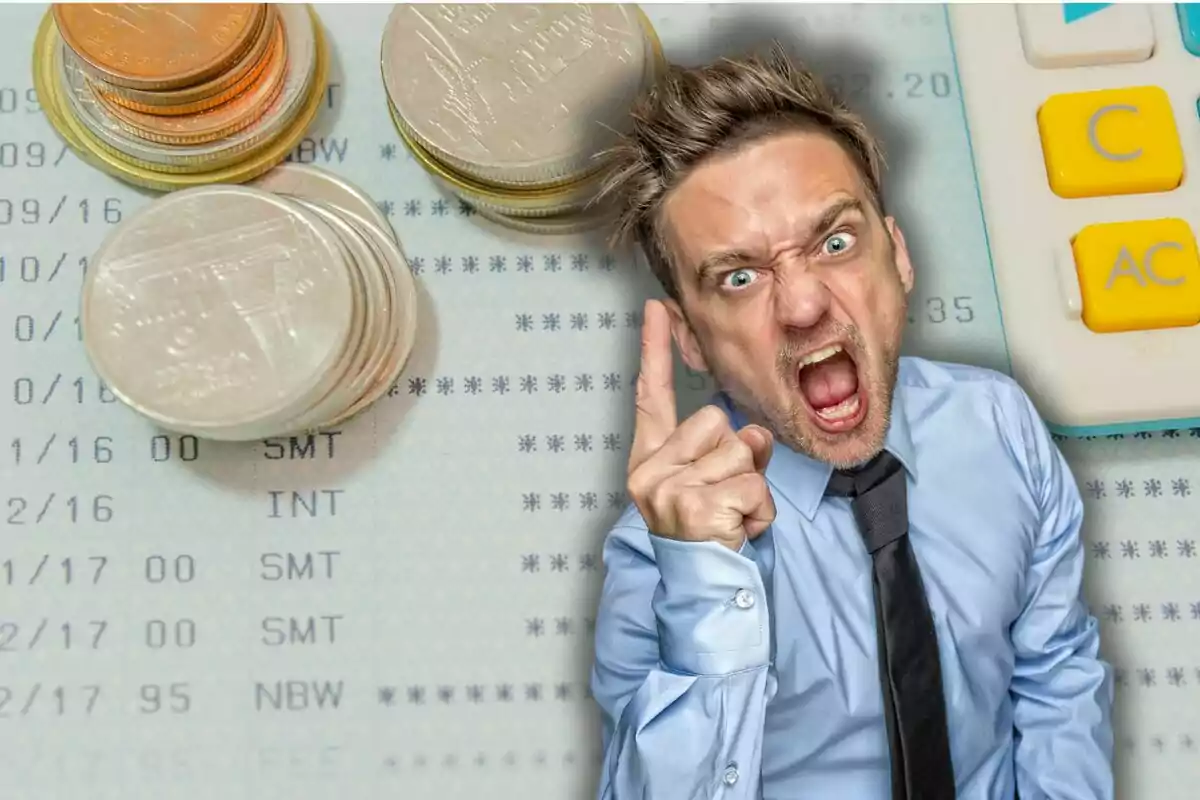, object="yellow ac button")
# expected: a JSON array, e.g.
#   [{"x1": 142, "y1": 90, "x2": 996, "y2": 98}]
[
  {"x1": 1038, "y1": 86, "x2": 1183, "y2": 198},
  {"x1": 1073, "y1": 218, "x2": 1200, "y2": 333}
]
